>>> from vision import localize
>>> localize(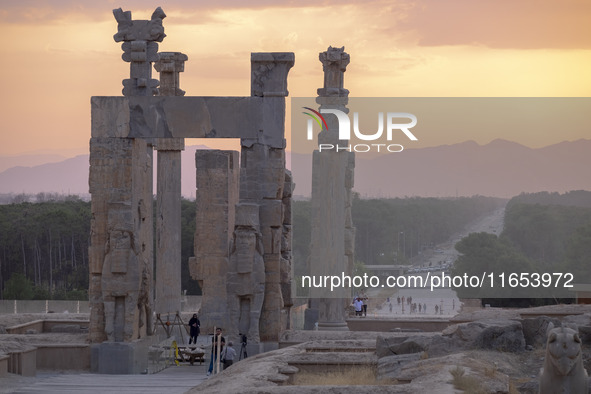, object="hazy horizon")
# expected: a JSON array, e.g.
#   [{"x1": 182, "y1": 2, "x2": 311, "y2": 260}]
[{"x1": 2, "y1": 137, "x2": 590, "y2": 200}]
